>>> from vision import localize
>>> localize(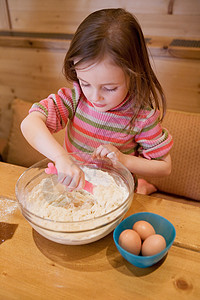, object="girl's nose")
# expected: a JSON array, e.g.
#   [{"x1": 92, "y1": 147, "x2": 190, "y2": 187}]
[{"x1": 91, "y1": 89, "x2": 103, "y2": 102}]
